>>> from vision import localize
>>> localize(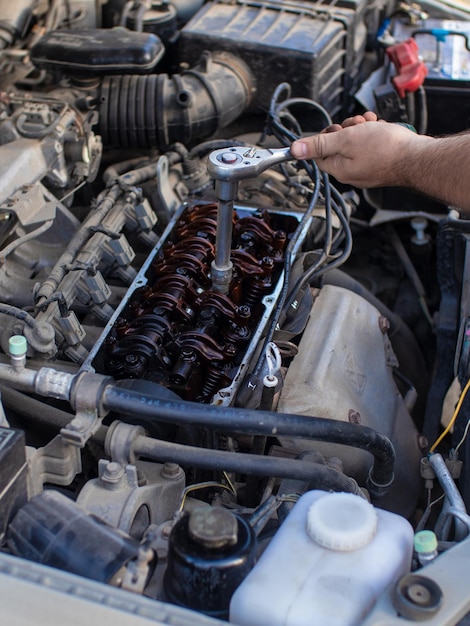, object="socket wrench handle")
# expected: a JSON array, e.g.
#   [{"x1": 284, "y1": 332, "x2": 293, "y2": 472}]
[{"x1": 207, "y1": 146, "x2": 293, "y2": 182}]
